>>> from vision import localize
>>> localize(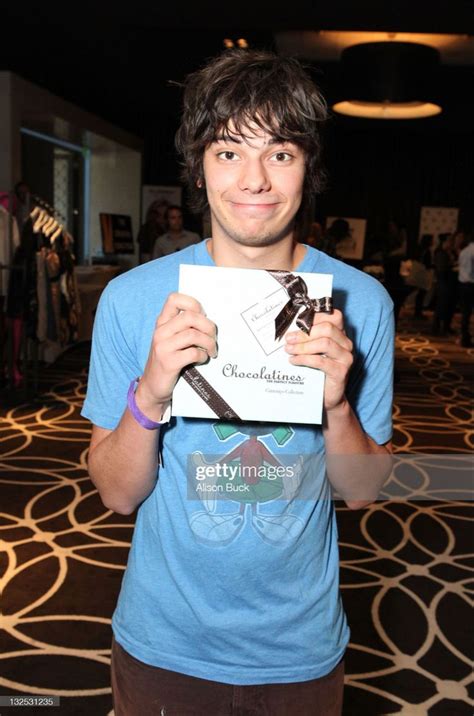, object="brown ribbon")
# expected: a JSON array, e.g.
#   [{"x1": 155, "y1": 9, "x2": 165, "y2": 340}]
[
  {"x1": 182, "y1": 366, "x2": 242, "y2": 421},
  {"x1": 267, "y1": 270, "x2": 333, "y2": 340}
]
